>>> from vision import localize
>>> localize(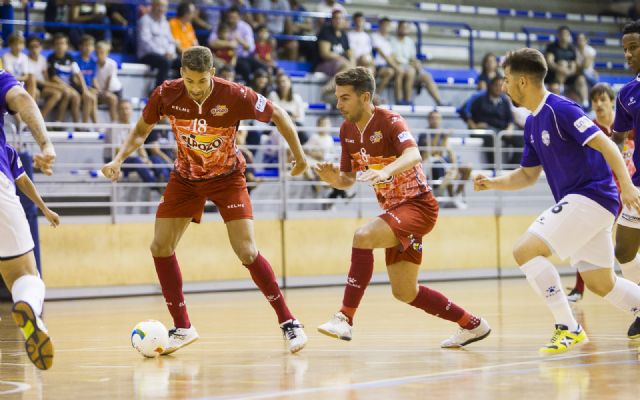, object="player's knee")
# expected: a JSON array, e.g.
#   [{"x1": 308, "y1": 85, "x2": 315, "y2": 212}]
[
  {"x1": 150, "y1": 240, "x2": 175, "y2": 257},
  {"x1": 236, "y1": 245, "x2": 258, "y2": 265},
  {"x1": 391, "y1": 286, "x2": 418, "y2": 303},
  {"x1": 584, "y1": 276, "x2": 615, "y2": 297},
  {"x1": 353, "y1": 227, "x2": 375, "y2": 249}
]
